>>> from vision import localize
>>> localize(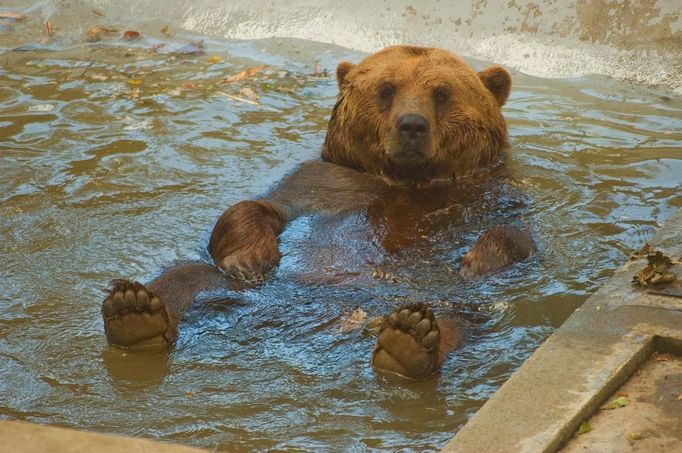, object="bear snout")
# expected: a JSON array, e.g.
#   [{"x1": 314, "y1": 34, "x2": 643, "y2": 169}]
[{"x1": 397, "y1": 114, "x2": 429, "y2": 148}]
